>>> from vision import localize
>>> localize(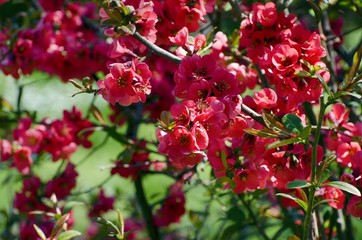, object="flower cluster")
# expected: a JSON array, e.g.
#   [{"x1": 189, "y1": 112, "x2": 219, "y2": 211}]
[
  {"x1": 239, "y1": 2, "x2": 329, "y2": 109},
  {"x1": 0, "y1": 107, "x2": 94, "y2": 174},
  {"x1": 0, "y1": 1, "x2": 109, "y2": 81}
]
